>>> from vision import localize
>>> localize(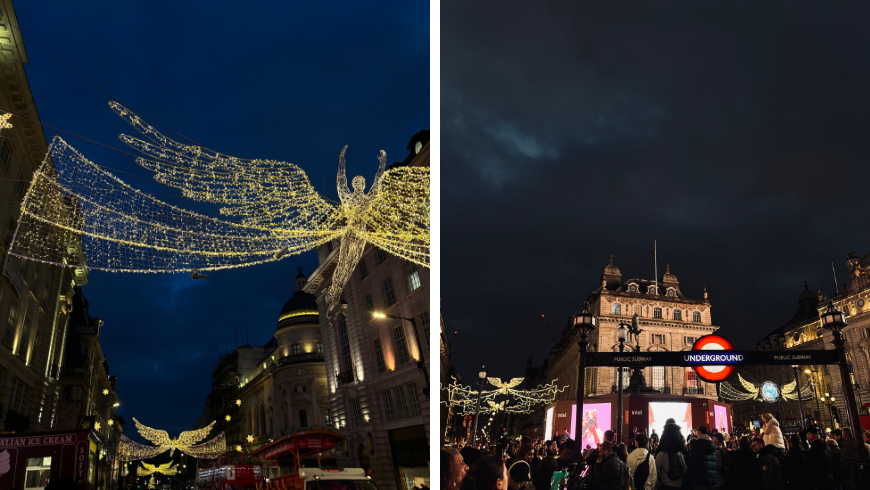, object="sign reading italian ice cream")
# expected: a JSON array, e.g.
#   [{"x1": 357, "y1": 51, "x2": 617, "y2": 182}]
[{"x1": 0, "y1": 431, "x2": 91, "y2": 490}]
